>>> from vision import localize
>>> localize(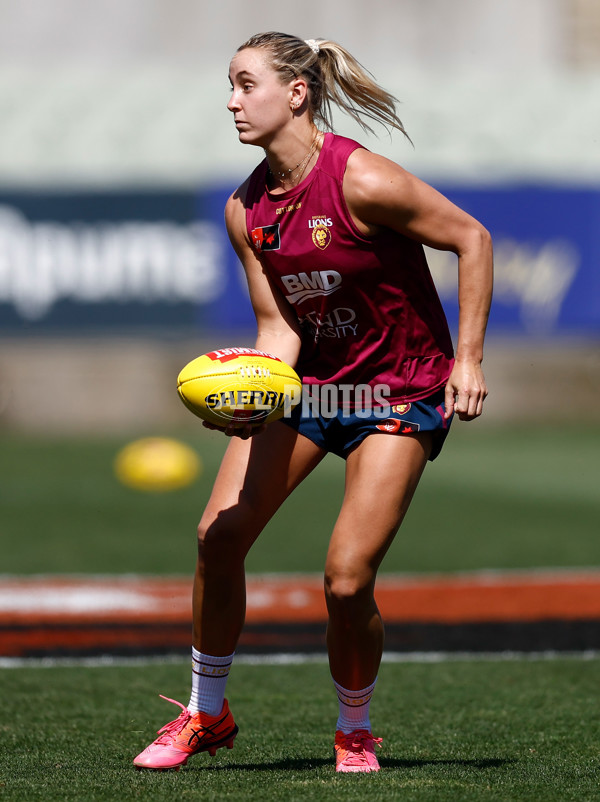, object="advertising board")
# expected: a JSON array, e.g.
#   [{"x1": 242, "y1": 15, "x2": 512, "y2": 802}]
[{"x1": 0, "y1": 185, "x2": 597, "y2": 336}]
